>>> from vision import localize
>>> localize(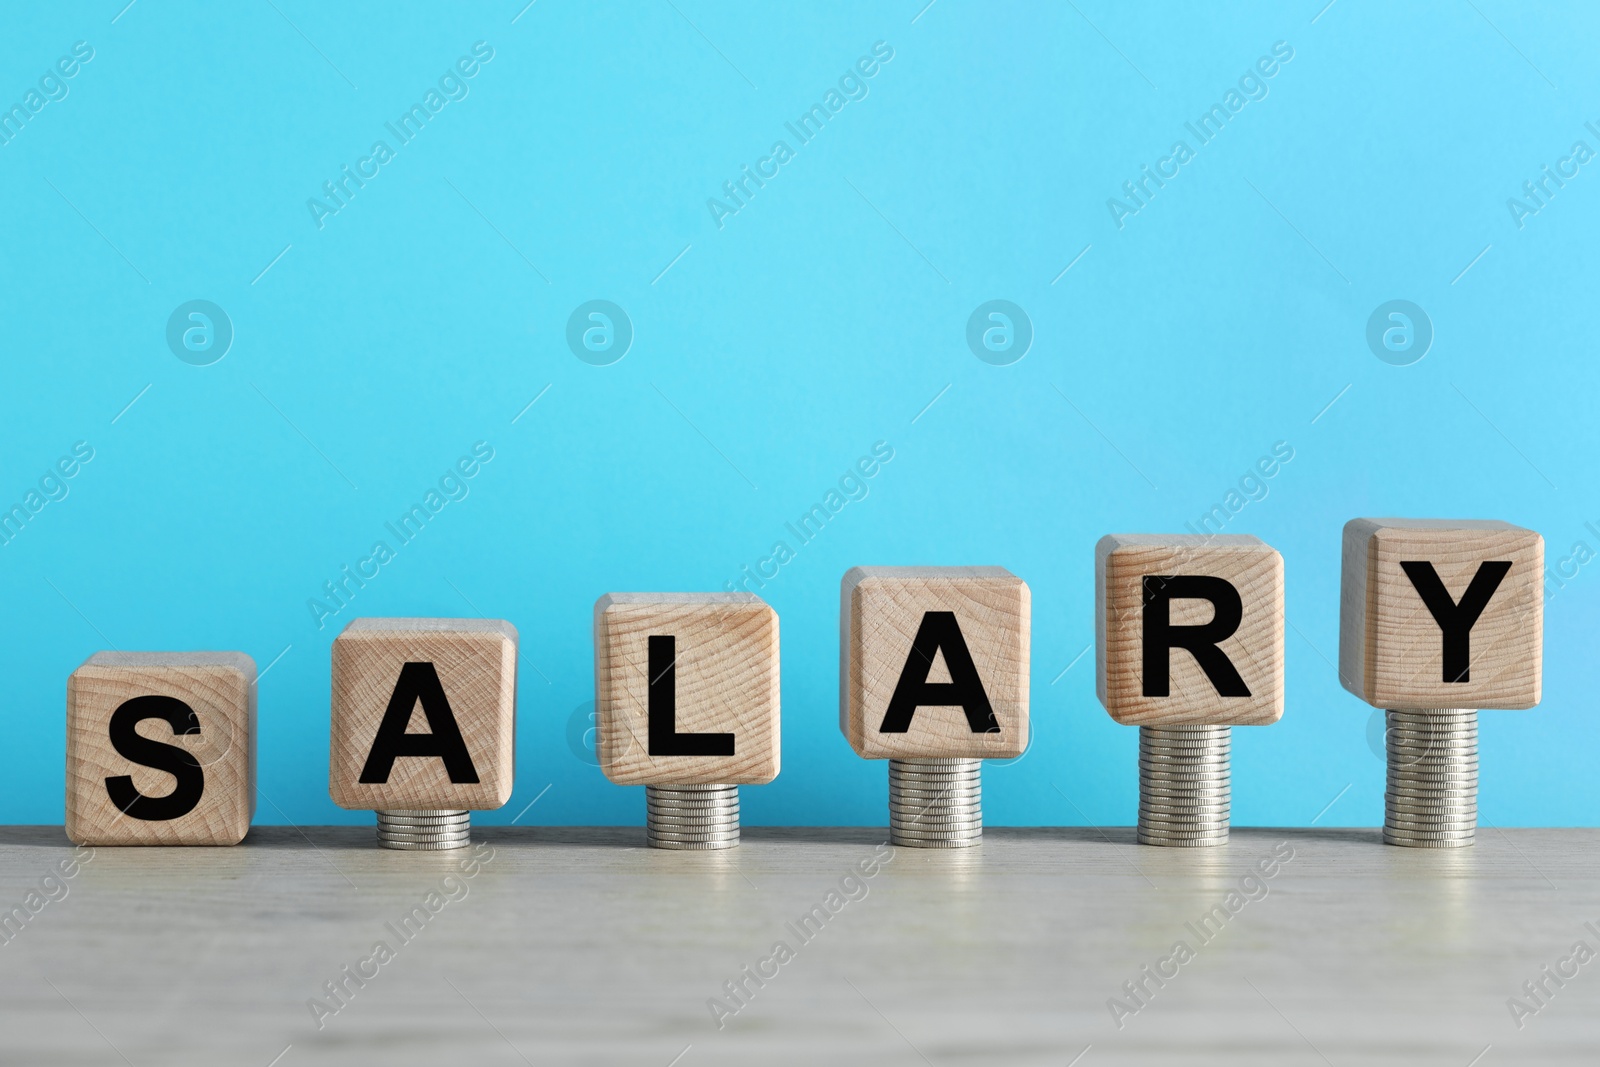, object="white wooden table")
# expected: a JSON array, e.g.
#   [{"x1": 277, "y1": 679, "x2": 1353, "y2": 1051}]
[{"x1": 1, "y1": 826, "x2": 1594, "y2": 1065}]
